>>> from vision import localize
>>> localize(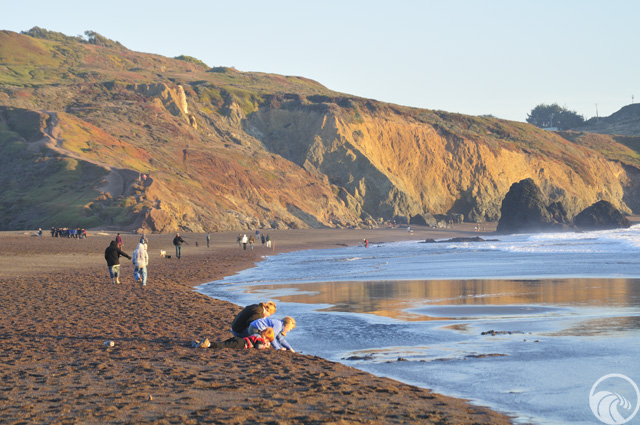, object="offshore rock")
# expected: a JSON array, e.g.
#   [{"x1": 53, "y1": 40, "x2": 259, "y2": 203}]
[
  {"x1": 573, "y1": 200, "x2": 631, "y2": 230},
  {"x1": 496, "y1": 178, "x2": 556, "y2": 234}
]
